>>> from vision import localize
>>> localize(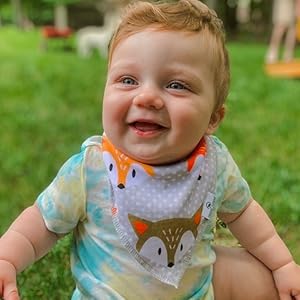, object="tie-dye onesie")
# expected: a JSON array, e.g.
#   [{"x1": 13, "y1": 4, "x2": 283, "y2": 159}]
[{"x1": 36, "y1": 135, "x2": 250, "y2": 299}]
